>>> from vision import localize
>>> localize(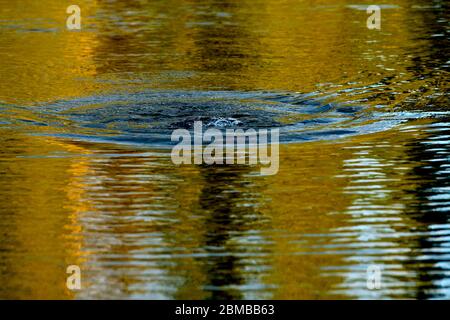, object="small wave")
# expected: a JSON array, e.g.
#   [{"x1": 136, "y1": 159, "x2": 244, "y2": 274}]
[{"x1": 4, "y1": 90, "x2": 448, "y2": 147}]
